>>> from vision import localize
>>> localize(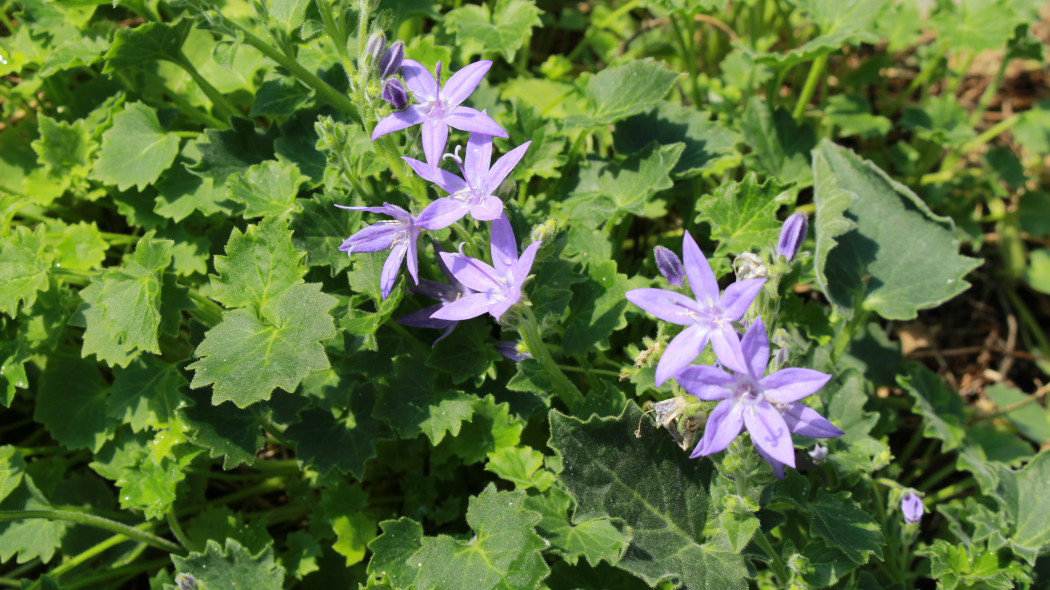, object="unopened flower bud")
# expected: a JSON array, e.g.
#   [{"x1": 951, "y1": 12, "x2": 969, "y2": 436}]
[
  {"x1": 381, "y1": 78, "x2": 408, "y2": 109},
  {"x1": 528, "y1": 219, "x2": 557, "y2": 245},
  {"x1": 901, "y1": 491, "x2": 923, "y2": 524},
  {"x1": 653, "y1": 245, "x2": 683, "y2": 286},
  {"x1": 733, "y1": 251, "x2": 769, "y2": 281},
  {"x1": 495, "y1": 341, "x2": 530, "y2": 362},
  {"x1": 378, "y1": 40, "x2": 404, "y2": 80},
  {"x1": 363, "y1": 31, "x2": 386, "y2": 68},
  {"x1": 777, "y1": 212, "x2": 808, "y2": 262},
  {"x1": 808, "y1": 444, "x2": 827, "y2": 464}
]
